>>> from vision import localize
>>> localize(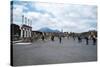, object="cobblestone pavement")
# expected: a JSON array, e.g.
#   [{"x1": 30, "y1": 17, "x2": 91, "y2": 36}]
[{"x1": 12, "y1": 37, "x2": 97, "y2": 66}]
